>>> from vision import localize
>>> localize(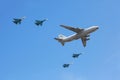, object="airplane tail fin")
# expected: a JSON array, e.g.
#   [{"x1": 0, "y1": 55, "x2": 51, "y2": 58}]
[
  {"x1": 54, "y1": 38, "x2": 65, "y2": 46},
  {"x1": 58, "y1": 34, "x2": 66, "y2": 39}
]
